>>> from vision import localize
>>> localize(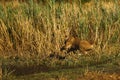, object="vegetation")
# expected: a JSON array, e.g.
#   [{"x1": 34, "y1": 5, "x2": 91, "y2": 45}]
[
  {"x1": 0, "y1": 0, "x2": 120, "y2": 80},
  {"x1": 2, "y1": 53, "x2": 120, "y2": 80}
]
